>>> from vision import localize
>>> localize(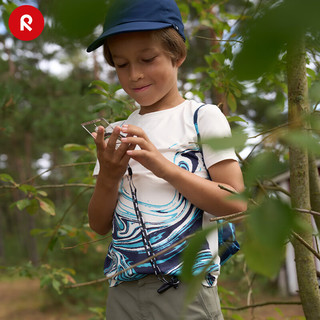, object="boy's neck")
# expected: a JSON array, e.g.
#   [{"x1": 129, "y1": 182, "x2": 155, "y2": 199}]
[{"x1": 139, "y1": 96, "x2": 185, "y2": 115}]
